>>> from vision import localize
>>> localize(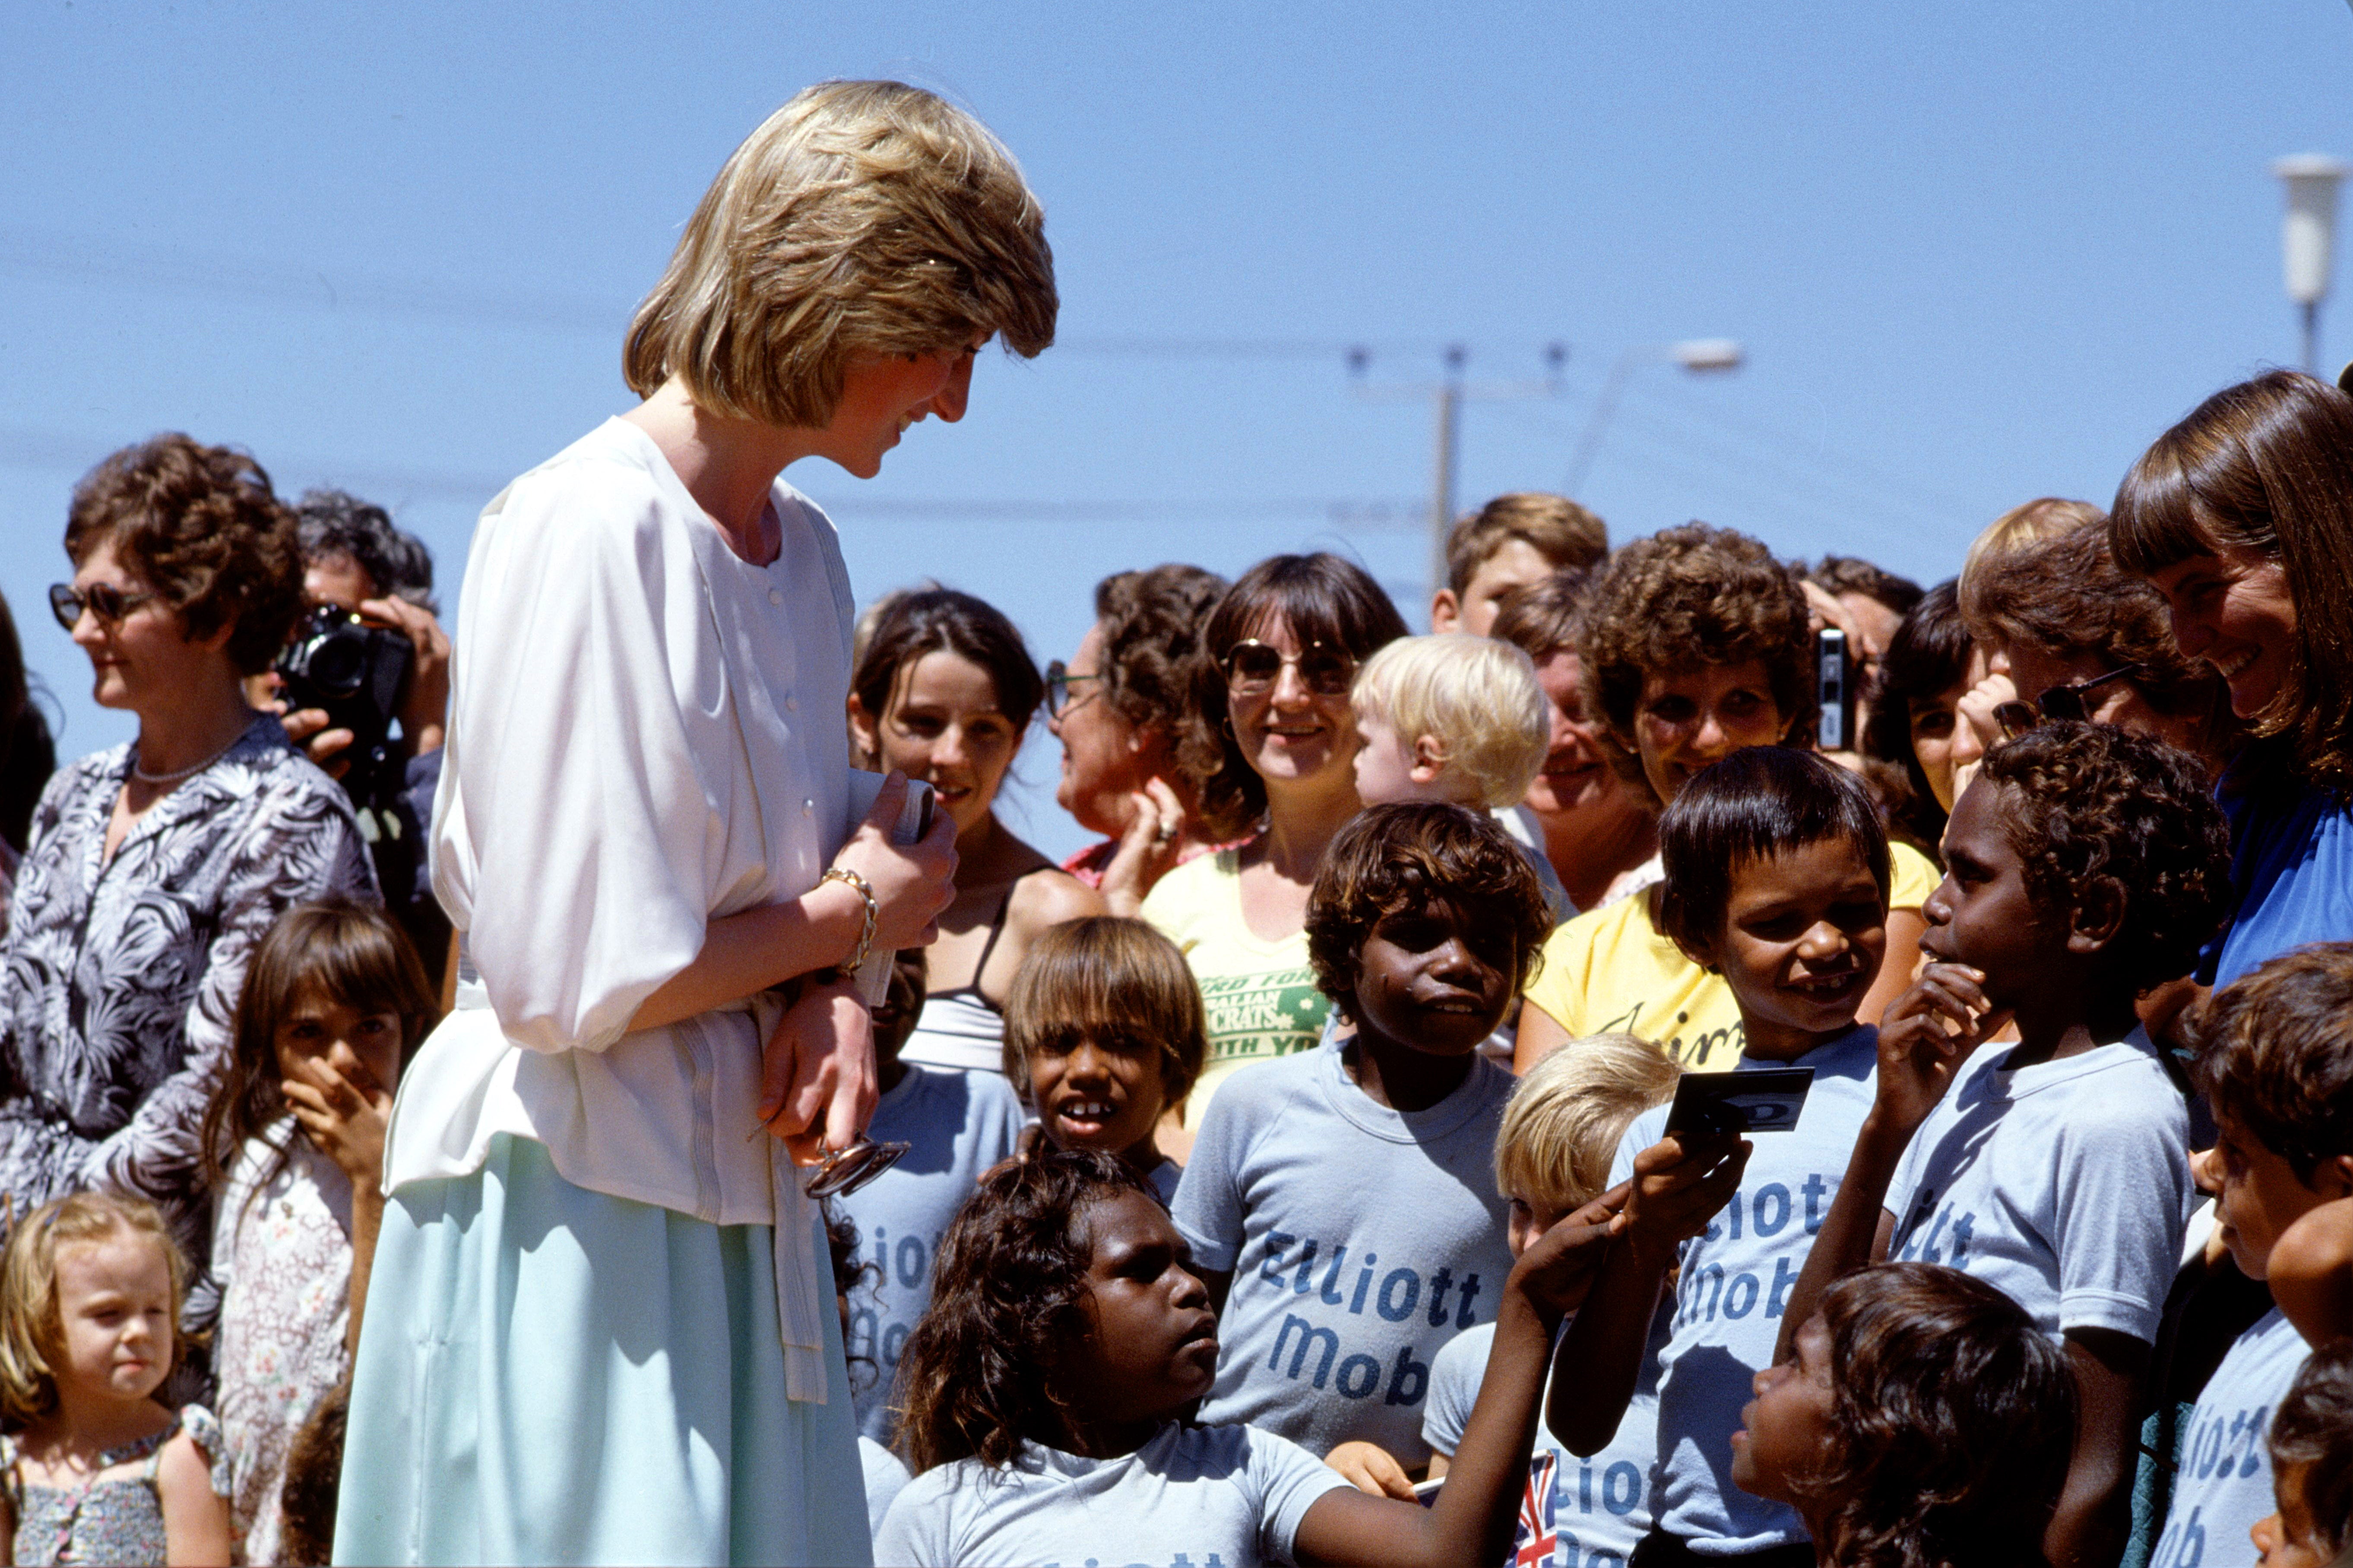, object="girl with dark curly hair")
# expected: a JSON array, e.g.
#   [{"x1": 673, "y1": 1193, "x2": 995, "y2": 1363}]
[
  {"x1": 1781, "y1": 721, "x2": 2236, "y2": 1568},
  {"x1": 1731, "y1": 1262, "x2": 2077, "y2": 1568},
  {"x1": 878, "y1": 1147, "x2": 1619, "y2": 1568}
]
